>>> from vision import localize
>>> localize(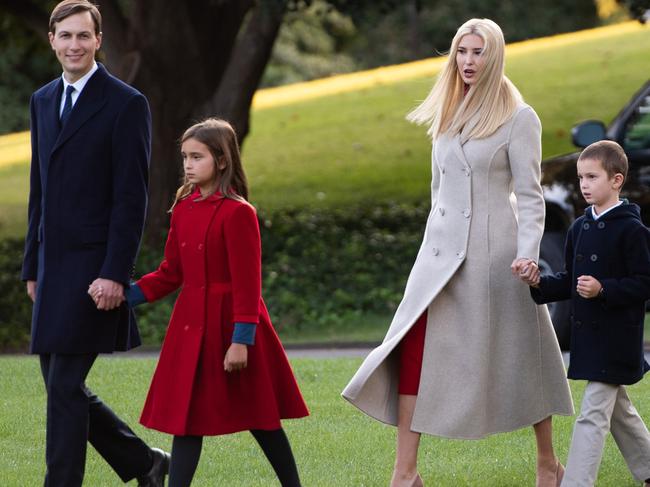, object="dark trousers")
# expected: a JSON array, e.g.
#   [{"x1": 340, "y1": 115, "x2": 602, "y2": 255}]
[{"x1": 39, "y1": 353, "x2": 152, "y2": 487}]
